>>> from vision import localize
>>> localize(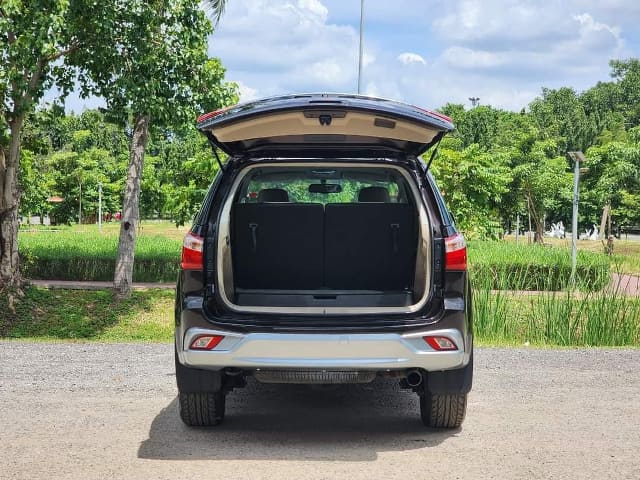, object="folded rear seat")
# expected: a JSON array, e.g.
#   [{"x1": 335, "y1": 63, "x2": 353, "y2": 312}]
[
  {"x1": 324, "y1": 203, "x2": 416, "y2": 290},
  {"x1": 232, "y1": 203, "x2": 324, "y2": 289}
]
